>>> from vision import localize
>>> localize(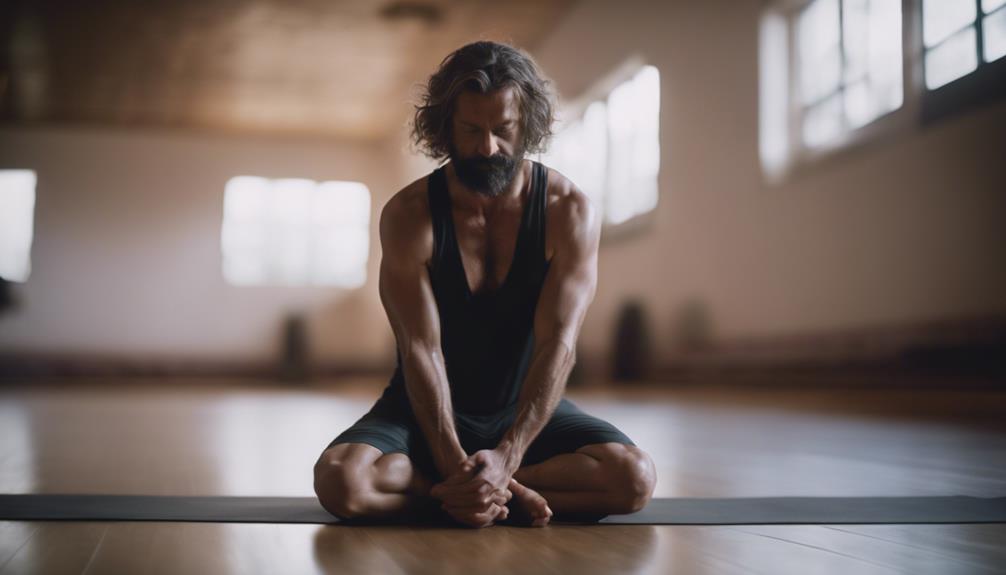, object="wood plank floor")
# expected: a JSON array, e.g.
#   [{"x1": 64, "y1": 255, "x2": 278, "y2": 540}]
[{"x1": 0, "y1": 378, "x2": 1004, "y2": 574}]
